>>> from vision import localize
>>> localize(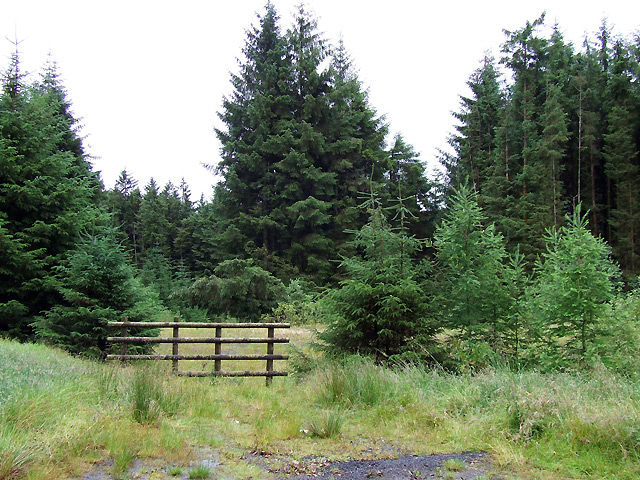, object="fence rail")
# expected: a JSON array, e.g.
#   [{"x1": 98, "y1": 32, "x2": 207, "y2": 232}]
[{"x1": 106, "y1": 320, "x2": 290, "y2": 385}]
